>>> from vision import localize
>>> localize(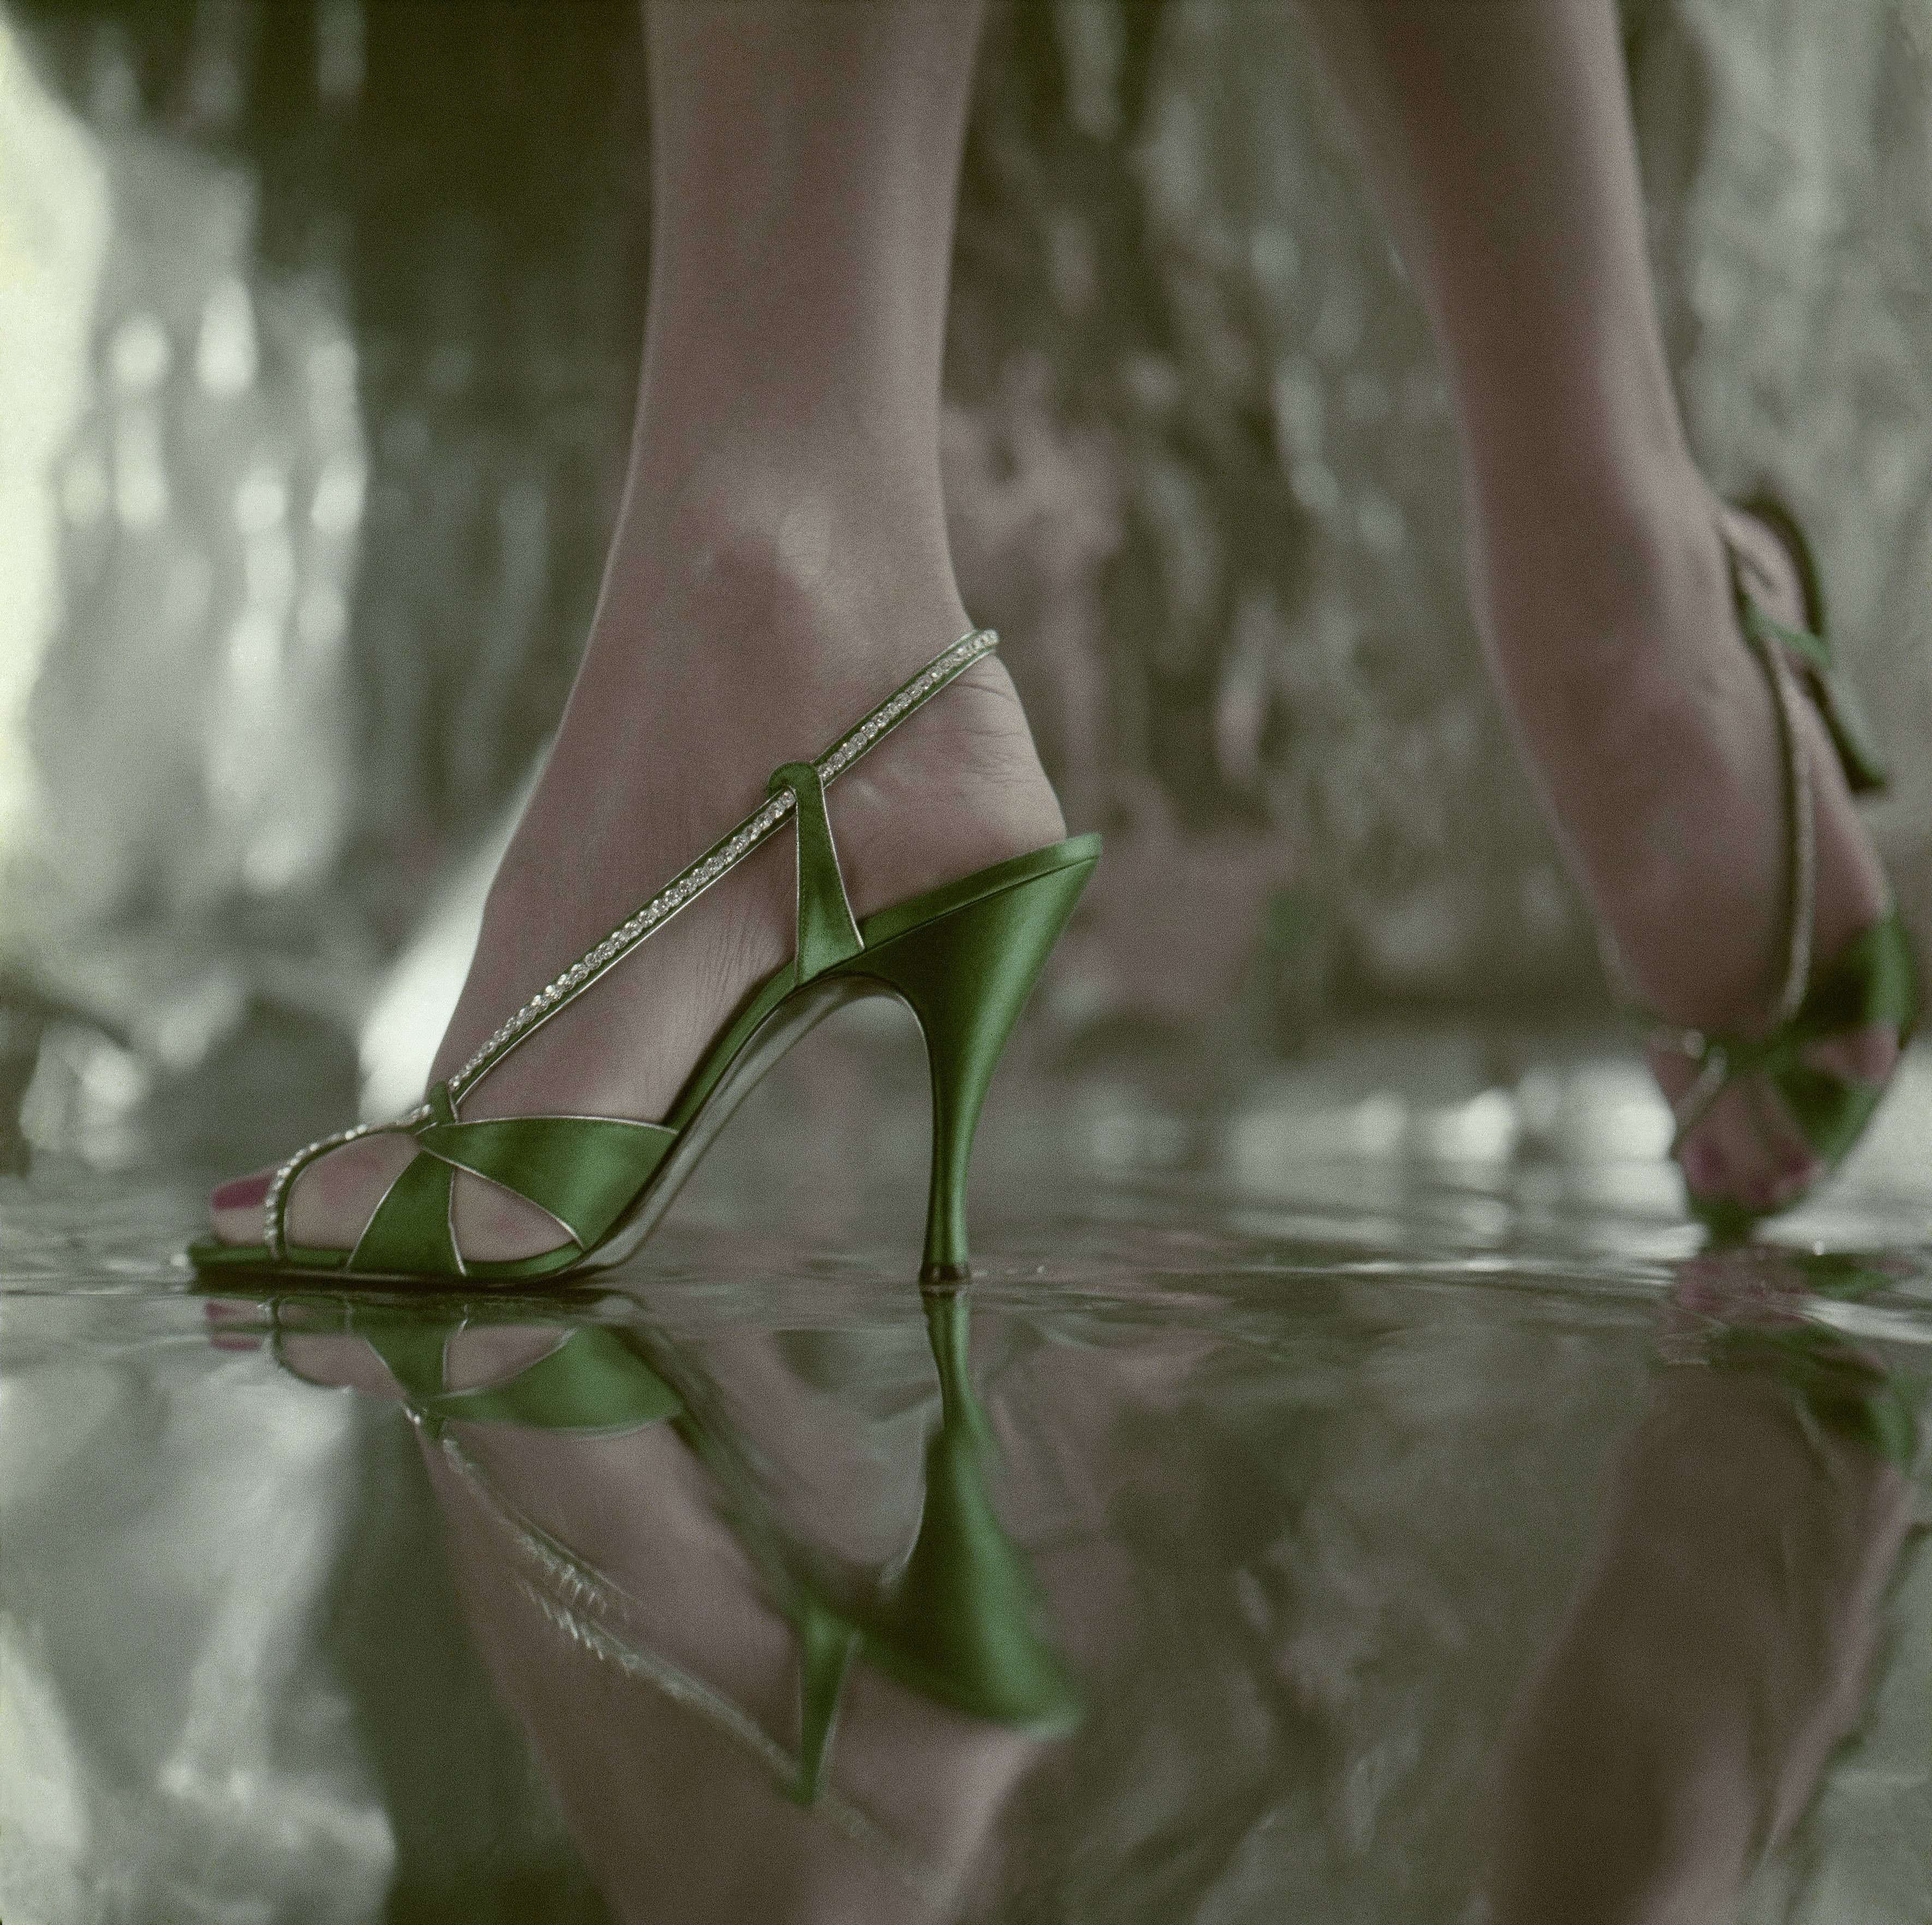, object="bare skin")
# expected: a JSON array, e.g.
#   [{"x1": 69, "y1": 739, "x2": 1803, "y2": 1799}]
[
  {"x1": 1292, "y1": 0, "x2": 1898, "y2": 1215},
  {"x1": 212, "y1": 0, "x2": 1902, "y2": 1257}
]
